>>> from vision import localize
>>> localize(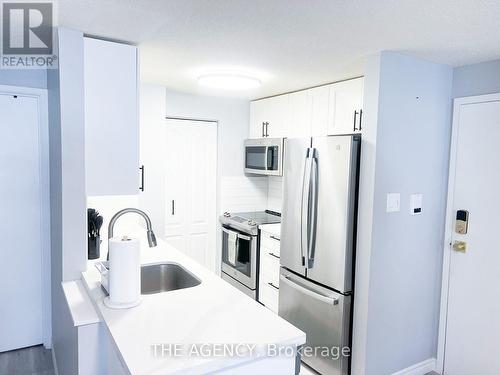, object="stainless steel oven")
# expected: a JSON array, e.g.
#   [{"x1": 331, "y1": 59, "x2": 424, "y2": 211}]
[
  {"x1": 244, "y1": 138, "x2": 284, "y2": 176},
  {"x1": 221, "y1": 226, "x2": 258, "y2": 299}
]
